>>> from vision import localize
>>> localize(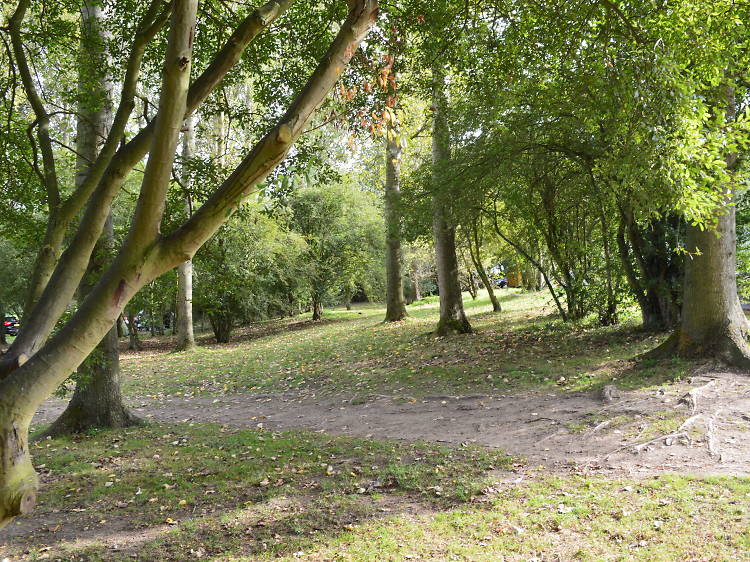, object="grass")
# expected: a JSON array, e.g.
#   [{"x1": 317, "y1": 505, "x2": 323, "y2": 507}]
[
  {"x1": 4, "y1": 424, "x2": 750, "y2": 560},
  {"x1": 6, "y1": 291, "x2": 743, "y2": 560},
  {"x1": 6, "y1": 423, "x2": 512, "y2": 560},
  {"x1": 120, "y1": 290, "x2": 687, "y2": 399}
]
